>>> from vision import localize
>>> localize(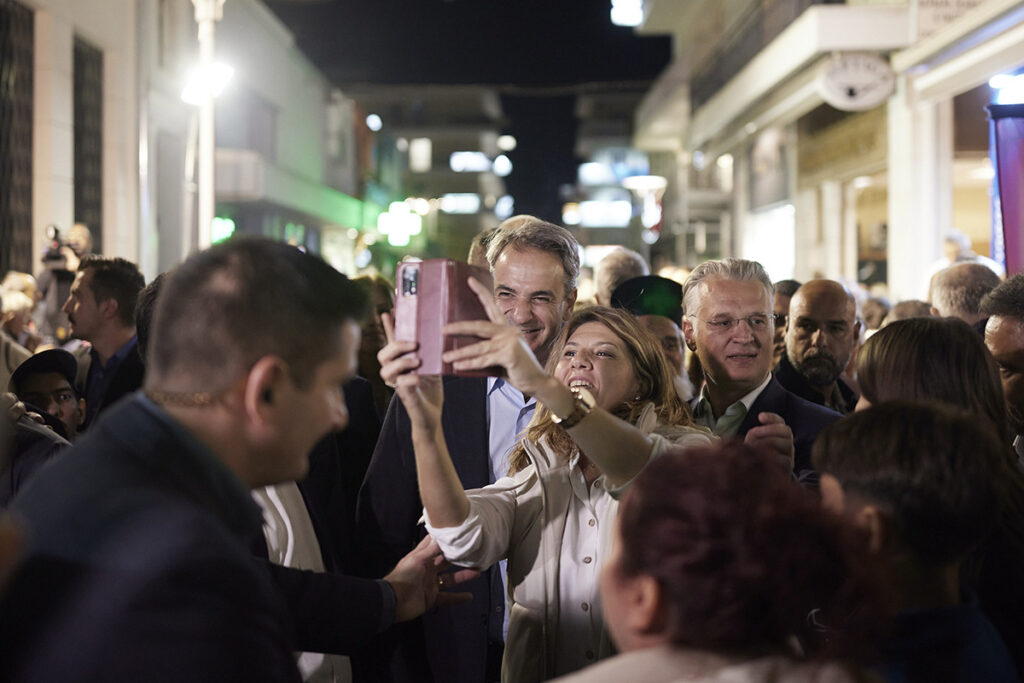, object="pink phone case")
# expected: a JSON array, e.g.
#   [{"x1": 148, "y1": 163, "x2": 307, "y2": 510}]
[{"x1": 394, "y1": 259, "x2": 502, "y2": 376}]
